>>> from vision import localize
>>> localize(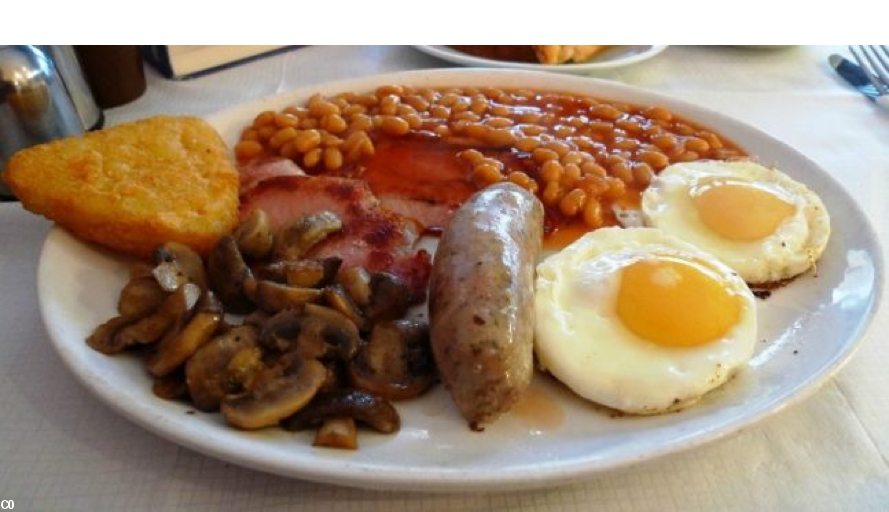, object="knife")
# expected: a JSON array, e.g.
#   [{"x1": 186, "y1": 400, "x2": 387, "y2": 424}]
[{"x1": 829, "y1": 54, "x2": 888, "y2": 106}]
